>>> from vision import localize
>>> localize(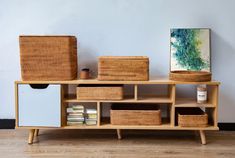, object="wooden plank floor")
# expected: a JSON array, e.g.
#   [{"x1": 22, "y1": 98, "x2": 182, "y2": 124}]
[{"x1": 0, "y1": 129, "x2": 235, "y2": 158}]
